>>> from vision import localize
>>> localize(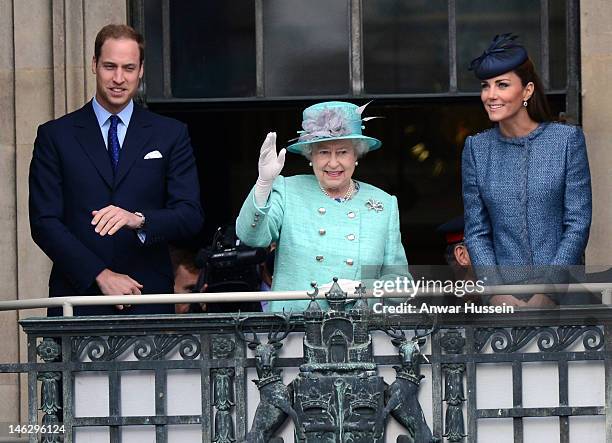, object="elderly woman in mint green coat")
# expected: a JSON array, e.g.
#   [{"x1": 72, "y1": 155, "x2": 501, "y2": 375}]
[{"x1": 236, "y1": 101, "x2": 410, "y2": 312}]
